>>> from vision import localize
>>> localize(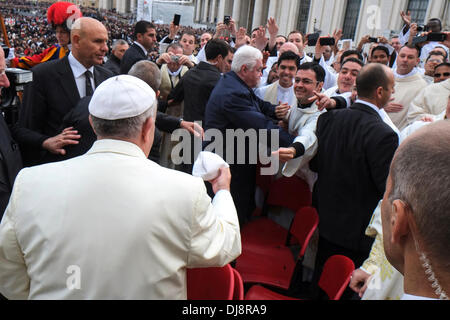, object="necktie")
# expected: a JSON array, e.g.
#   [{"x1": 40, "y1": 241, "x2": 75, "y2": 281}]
[{"x1": 85, "y1": 70, "x2": 94, "y2": 97}]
